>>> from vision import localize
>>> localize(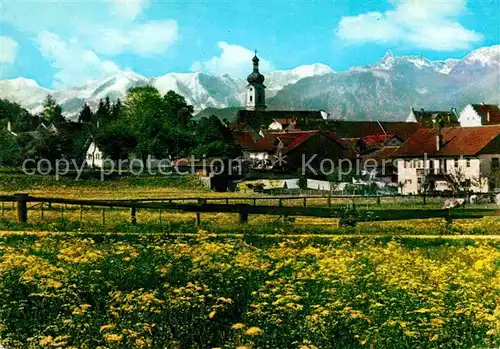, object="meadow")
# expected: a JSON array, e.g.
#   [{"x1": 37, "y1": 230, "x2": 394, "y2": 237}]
[
  {"x1": 1, "y1": 172, "x2": 498, "y2": 236},
  {"x1": 0, "y1": 232, "x2": 499, "y2": 348},
  {"x1": 0, "y1": 173, "x2": 499, "y2": 348}
]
